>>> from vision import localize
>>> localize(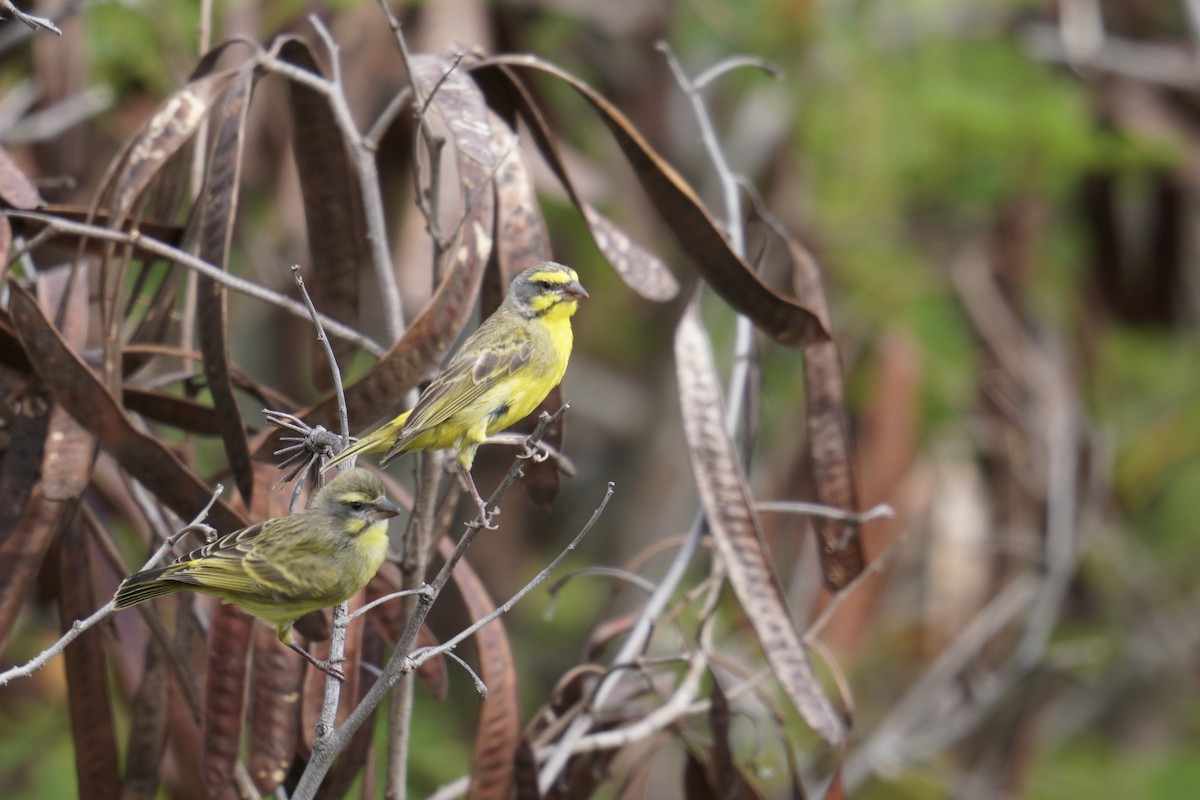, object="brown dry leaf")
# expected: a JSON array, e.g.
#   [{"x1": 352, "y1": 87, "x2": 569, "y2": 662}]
[
  {"x1": 202, "y1": 604, "x2": 255, "y2": 799},
  {"x1": 107, "y1": 69, "x2": 239, "y2": 216},
  {"x1": 122, "y1": 387, "x2": 222, "y2": 436},
  {"x1": 675, "y1": 309, "x2": 843, "y2": 746},
  {"x1": 786, "y1": 238, "x2": 865, "y2": 589},
  {"x1": 0, "y1": 144, "x2": 43, "y2": 209},
  {"x1": 247, "y1": 624, "x2": 303, "y2": 796},
  {"x1": 472, "y1": 63, "x2": 678, "y2": 302},
  {"x1": 278, "y1": 37, "x2": 367, "y2": 392},
  {"x1": 189, "y1": 65, "x2": 257, "y2": 505},
  {"x1": 709, "y1": 672, "x2": 735, "y2": 798},
  {"x1": 0, "y1": 381, "x2": 49, "y2": 546},
  {"x1": 59, "y1": 520, "x2": 121, "y2": 800},
  {"x1": 0, "y1": 311, "x2": 31, "y2": 374},
  {"x1": 0, "y1": 483, "x2": 57, "y2": 654},
  {"x1": 682, "y1": 742, "x2": 769, "y2": 800},
  {"x1": 7, "y1": 283, "x2": 247, "y2": 534},
  {"x1": 436, "y1": 538, "x2": 521, "y2": 800},
  {"x1": 478, "y1": 57, "x2": 830, "y2": 347},
  {"x1": 256, "y1": 52, "x2": 497, "y2": 456},
  {"x1": 0, "y1": 216, "x2": 10, "y2": 275},
  {"x1": 816, "y1": 332, "x2": 918, "y2": 653},
  {"x1": 490, "y1": 111, "x2": 552, "y2": 280},
  {"x1": 513, "y1": 736, "x2": 541, "y2": 800},
  {"x1": 37, "y1": 265, "x2": 97, "y2": 503},
  {"x1": 0, "y1": 267, "x2": 94, "y2": 653},
  {"x1": 120, "y1": 642, "x2": 169, "y2": 800},
  {"x1": 104, "y1": 38, "x2": 258, "y2": 220}
]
